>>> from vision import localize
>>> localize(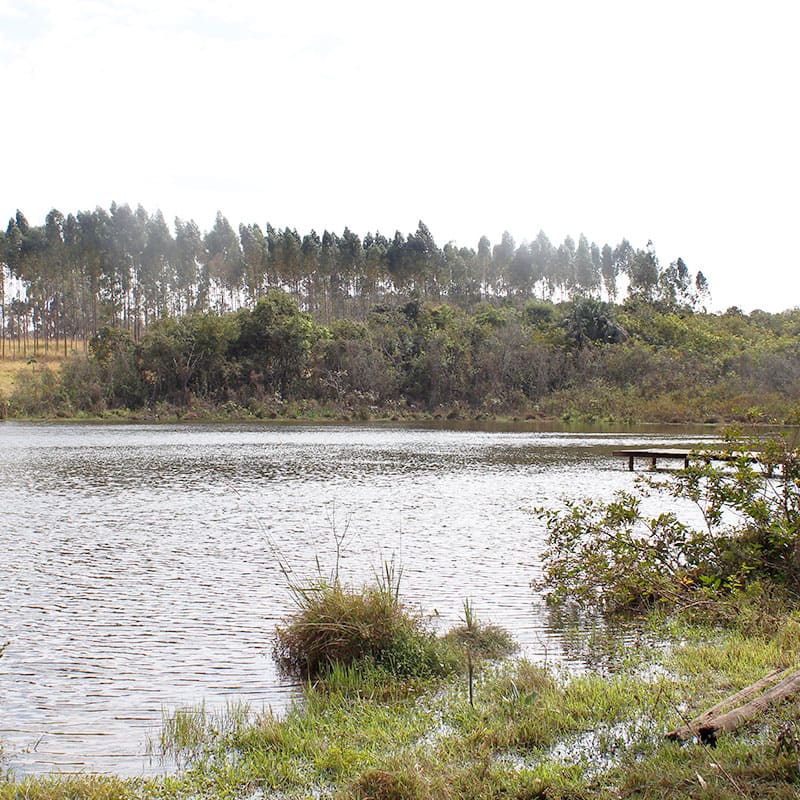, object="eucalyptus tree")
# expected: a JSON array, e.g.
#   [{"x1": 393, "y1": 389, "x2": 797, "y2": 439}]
[
  {"x1": 554, "y1": 235, "x2": 576, "y2": 298},
  {"x1": 507, "y1": 241, "x2": 534, "y2": 296},
  {"x1": 318, "y1": 229, "x2": 340, "y2": 323},
  {"x1": 658, "y1": 256, "x2": 696, "y2": 309},
  {"x1": 612, "y1": 238, "x2": 634, "y2": 297},
  {"x1": 279, "y1": 227, "x2": 303, "y2": 301},
  {"x1": 443, "y1": 242, "x2": 480, "y2": 306},
  {"x1": 204, "y1": 212, "x2": 242, "y2": 311},
  {"x1": 6, "y1": 297, "x2": 30, "y2": 354},
  {"x1": 300, "y1": 229, "x2": 321, "y2": 312},
  {"x1": 44, "y1": 209, "x2": 70, "y2": 354},
  {"x1": 4, "y1": 213, "x2": 47, "y2": 351},
  {"x1": 3, "y1": 216, "x2": 26, "y2": 352},
  {"x1": 491, "y1": 230, "x2": 515, "y2": 297},
  {"x1": 477, "y1": 235, "x2": 491, "y2": 299},
  {"x1": 91, "y1": 206, "x2": 129, "y2": 329},
  {"x1": 62, "y1": 213, "x2": 84, "y2": 346},
  {"x1": 626, "y1": 240, "x2": 660, "y2": 302},
  {"x1": 0, "y1": 227, "x2": 6, "y2": 357},
  {"x1": 265, "y1": 224, "x2": 281, "y2": 292},
  {"x1": 405, "y1": 221, "x2": 441, "y2": 299},
  {"x1": 337, "y1": 226, "x2": 364, "y2": 314},
  {"x1": 531, "y1": 230, "x2": 555, "y2": 299},
  {"x1": 109, "y1": 202, "x2": 146, "y2": 330},
  {"x1": 574, "y1": 234, "x2": 600, "y2": 297},
  {"x1": 600, "y1": 243, "x2": 617, "y2": 300},
  {"x1": 140, "y1": 210, "x2": 175, "y2": 327},
  {"x1": 19, "y1": 221, "x2": 53, "y2": 351},
  {"x1": 75, "y1": 207, "x2": 115, "y2": 338},
  {"x1": 591, "y1": 241, "x2": 602, "y2": 295},
  {"x1": 387, "y1": 230, "x2": 410, "y2": 295},
  {"x1": 238, "y1": 222, "x2": 271, "y2": 303},
  {"x1": 362, "y1": 231, "x2": 389, "y2": 312},
  {"x1": 175, "y1": 218, "x2": 206, "y2": 312},
  {"x1": 695, "y1": 270, "x2": 710, "y2": 306}
]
